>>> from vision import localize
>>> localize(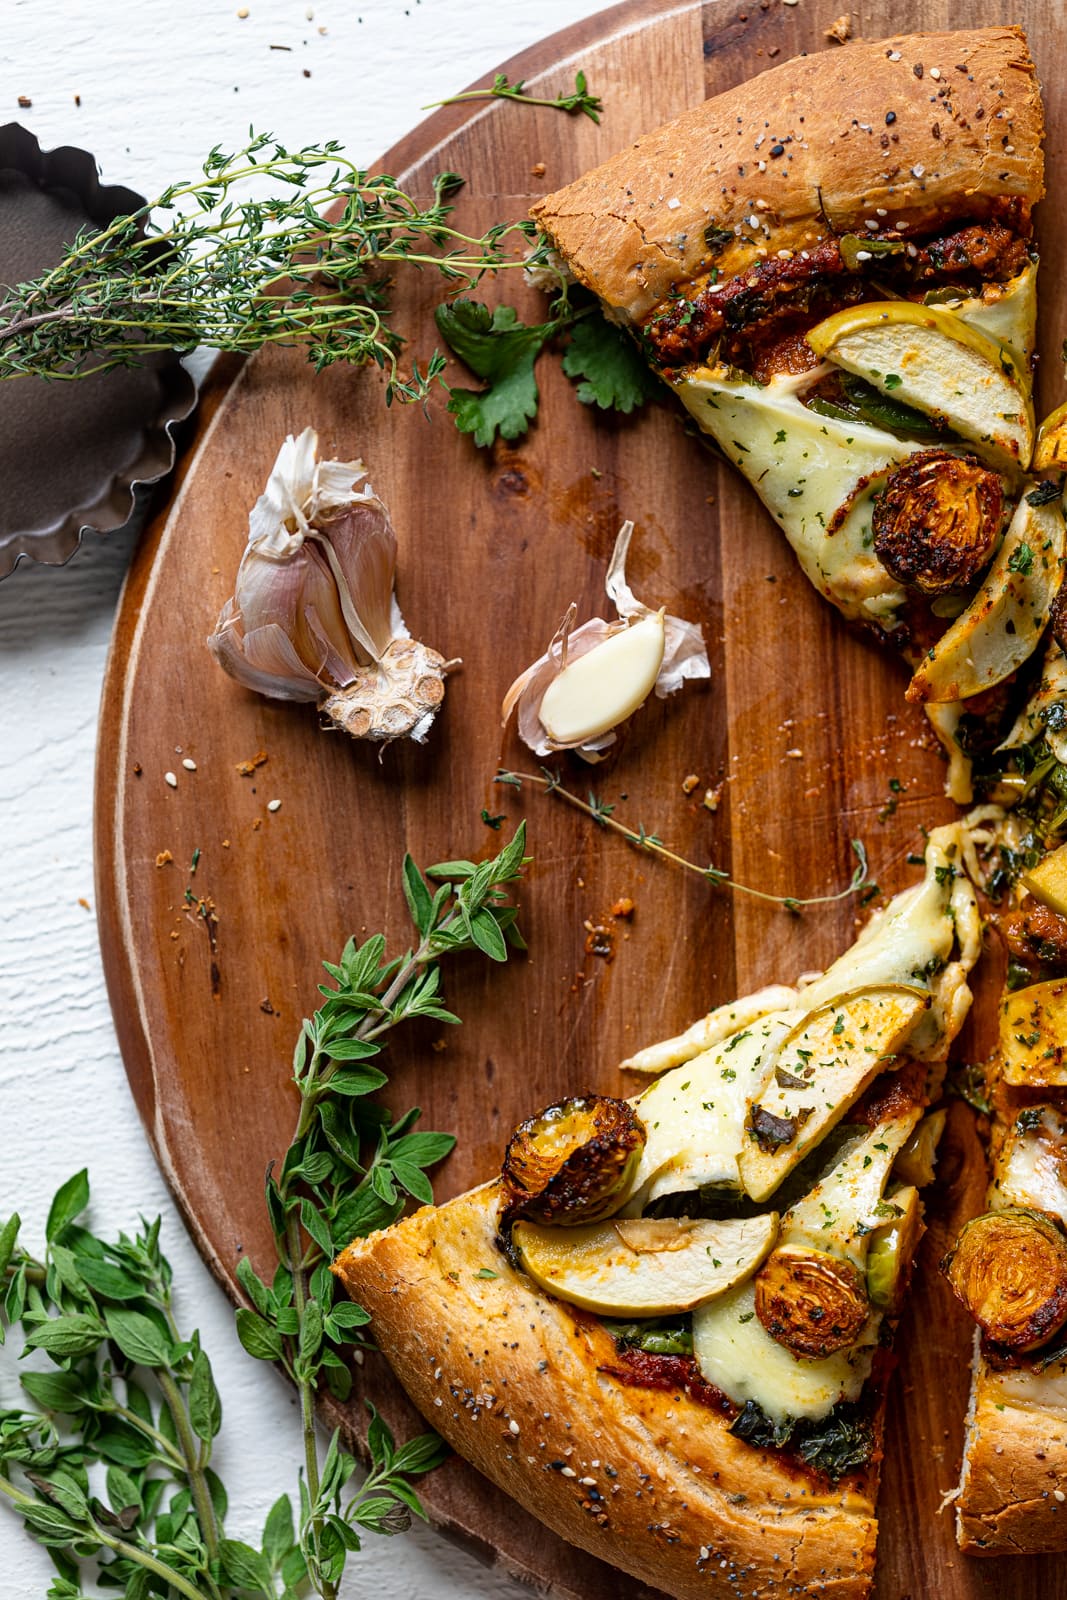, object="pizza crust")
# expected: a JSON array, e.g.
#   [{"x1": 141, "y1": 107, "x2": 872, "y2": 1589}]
[
  {"x1": 531, "y1": 27, "x2": 1044, "y2": 323},
  {"x1": 956, "y1": 1348, "x2": 1067, "y2": 1554},
  {"x1": 334, "y1": 1181, "x2": 879, "y2": 1600}
]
